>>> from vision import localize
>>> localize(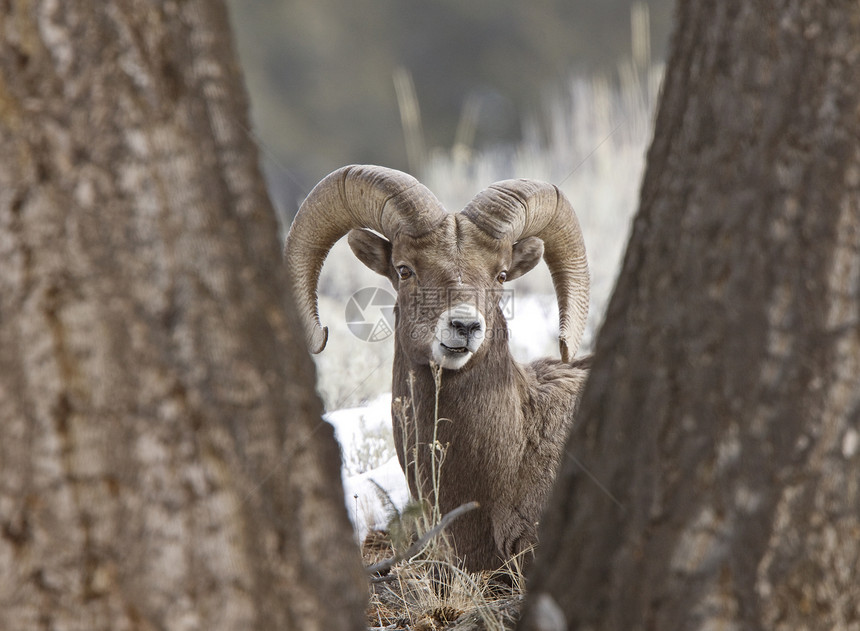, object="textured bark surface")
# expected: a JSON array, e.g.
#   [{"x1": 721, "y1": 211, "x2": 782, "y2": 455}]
[
  {"x1": 522, "y1": 2, "x2": 860, "y2": 630},
  {"x1": 0, "y1": 2, "x2": 365, "y2": 629}
]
